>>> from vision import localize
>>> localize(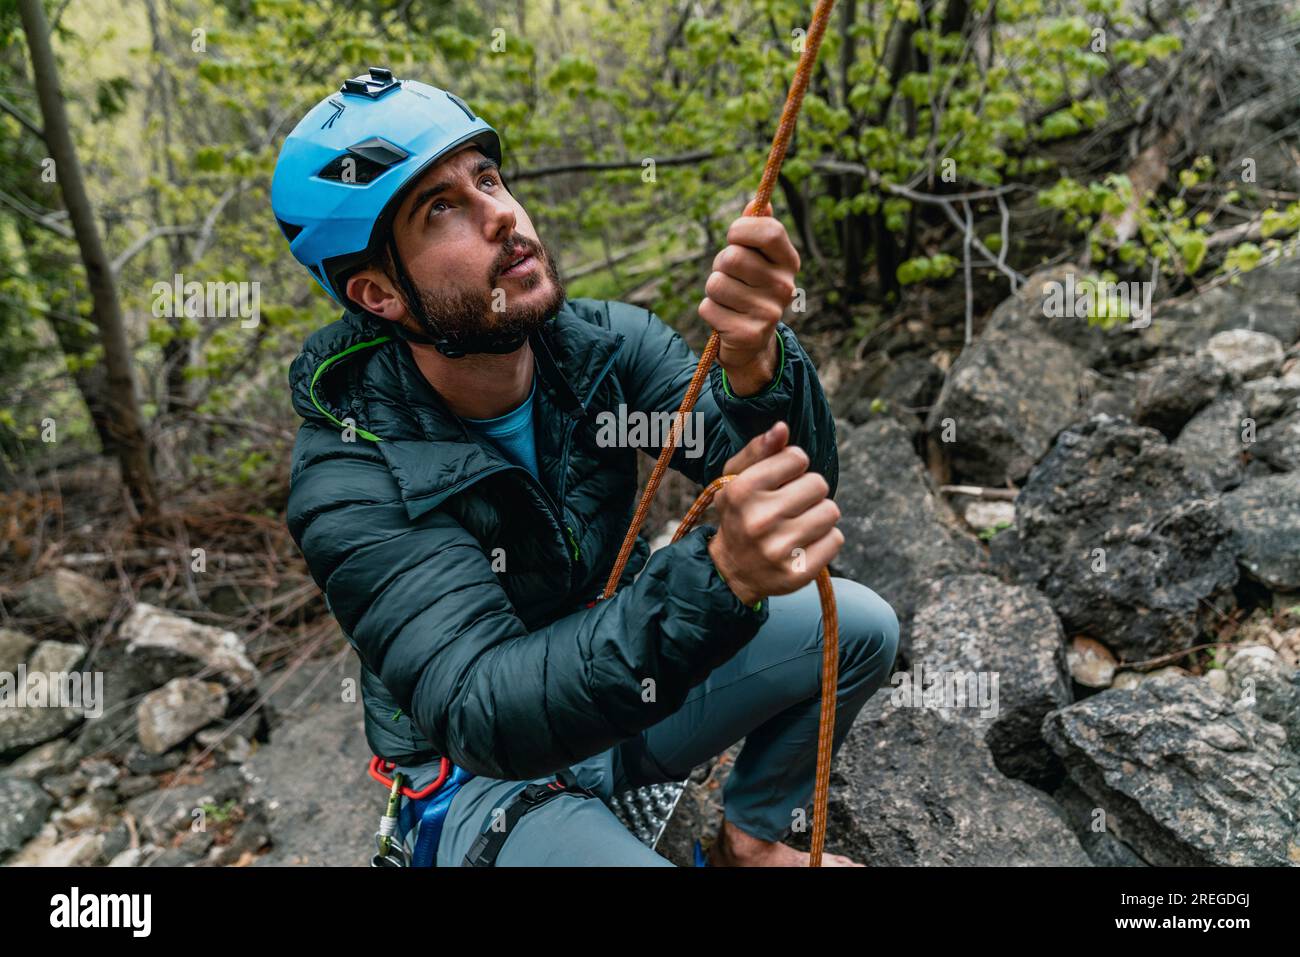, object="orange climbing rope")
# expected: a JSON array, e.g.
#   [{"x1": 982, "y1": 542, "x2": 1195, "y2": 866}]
[{"x1": 600, "y1": 0, "x2": 839, "y2": 868}]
